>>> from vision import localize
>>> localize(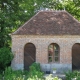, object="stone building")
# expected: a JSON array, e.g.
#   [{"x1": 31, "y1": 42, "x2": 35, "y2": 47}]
[{"x1": 11, "y1": 10, "x2": 80, "y2": 73}]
